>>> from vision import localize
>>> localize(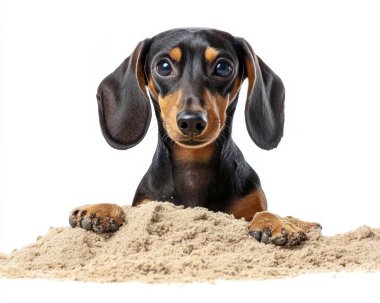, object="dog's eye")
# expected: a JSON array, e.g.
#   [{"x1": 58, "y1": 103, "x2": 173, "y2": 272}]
[
  {"x1": 156, "y1": 59, "x2": 173, "y2": 77},
  {"x1": 213, "y1": 61, "x2": 233, "y2": 77}
]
